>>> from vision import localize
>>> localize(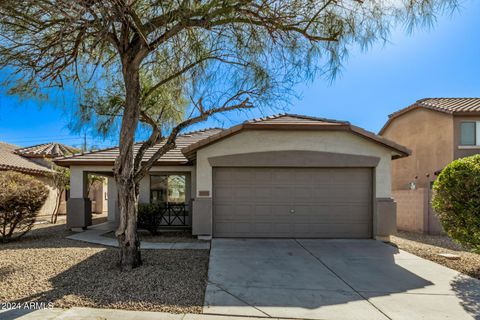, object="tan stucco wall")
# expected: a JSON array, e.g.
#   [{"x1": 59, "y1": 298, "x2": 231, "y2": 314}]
[
  {"x1": 88, "y1": 179, "x2": 108, "y2": 213},
  {"x1": 196, "y1": 130, "x2": 394, "y2": 198},
  {"x1": 393, "y1": 188, "x2": 428, "y2": 232},
  {"x1": 382, "y1": 109, "x2": 454, "y2": 190}
]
